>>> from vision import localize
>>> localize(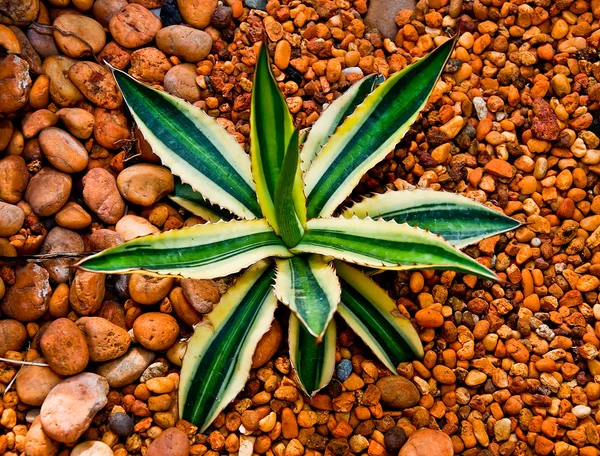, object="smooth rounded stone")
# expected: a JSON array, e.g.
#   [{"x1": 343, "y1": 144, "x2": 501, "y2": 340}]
[
  {"x1": 464, "y1": 369, "x2": 487, "y2": 386},
  {"x1": 56, "y1": 107, "x2": 95, "y2": 139},
  {"x1": 164, "y1": 63, "x2": 202, "y2": 102},
  {"x1": 40, "y1": 318, "x2": 89, "y2": 376},
  {"x1": 572, "y1": 405, "x2": 592, "y2": 418},
  {"x1": 156, "y1": 25, "x2": 212, "y2": 63},
  {"x1": 96, "y1": 347, "x2": 155, "y2": 387},
  {"x1": 115, "y1": 214, "x2": 160, "y2": 241},
  {"x1": 384, "y1": 427, "x2": 407, "y2": 453},
  {"x1": 22, "y1": 109, "x2": 58, "y2": 138},
  {"x1": 24, "y1": 416, "x2": 60, "y2": 456},
  {"x1": 336, "y1": 359, "x2": 353, "y2": 382},
  {"x1": 55, "y1": 202, "x2": 92, "y2": 230},
  {"x1": 110, "y1": 4, "x2": 162, "y2": 48},
  {"x1": 92, "y1": 0, "x2": 128, "y2": 27},
  {"x1": 129, "y1": 47, "x2": 172, "y2": 84},
  {"x1": 93, "y1": 106, "x2": 130, "y2": 149},
  {"x1": 82, "y1": 167, "x2": 125, "y2": 224},
  {"x1": 0, "y1": 0, "x2": 40, "y2": 25},
  {"x1": 0, "y1": 54, "x2": 32, "y2": 114},
  {"x1": 1, "y1": 264, "x2": 51, "y2": 322},
  {"x1": 70, "y1": 269, "x2": 106, "y2": 316},
  {"x1": 40, "y1": 227, "x2": 85, "y2": 283},
  {"x1": 76, "y1": 316, "x2": 131, "y2": 362},
  {"x1": 398, "y1": 429, "x2": 453, "y2": 456},
  {"x1": 52, "y1": 15, "x2": 106, "y2": 58},
  {"x1": 40, "y1": 373, "x2": 109, "y2": 443},
  {"x1": 25, "y1": 167, "x2": 72, "y2": 217},
  {"x1": 27, "y1": 23, "x2": 60, "y2": 59},
  {"x1": 177, "y1": 0, "x2": 217, "y2": 29},
  {"x1": 129, "y1": 274, "x2": 175, "y2": 305},
  {"x1": 71, "y1": 441, "x2": 113, "y2": 456},
  {"x1": 9, "y1": 25, "x2": 42, "y2": 75},
  {"x1": 117, "y1": 164, "x2": 174, "y2": 206},
  {"x1": 39, "y1": 127, "x2": 89, "y2": 173},
  {"x1": 376, "y1": 376, "x2": 420, "y2": 409},
  {"x1": 147, "y1": 427, "x2": 190, "y2": 456},
  {"x1": 0, "y1": 24, "x2": 22, "y2": 53},
  {"x1": 169, "y1": 287, "x2": 202, "y2": 327},
  {"x1": 68, "y1": 61, "x2": 123, "y2": 109},
  {"x1": 42, "y1": 55, "x2": 84, "y2": 107},
  {"x1": 180, "y1": 278, "x2": 220, "y2": 313},
  {"x1": 133, "y1": 312, "x2": 180, "y2": 351},
  {"x1": 98, "y1": 41, "x2": 132, "y2": 70},
  {"x1": 211, "y1": 5, "x2": 232, "y2": 28},
  {"x1": 251, "y1": 319, "x2": 282, "y2": 369},
  {"x1": 108, "y1": 412, "x2": 134, "y2": 437},
  {"x1": 97, "y1": 299, "x2": 127, "y2": 329},
  {"x1": 0, "y1": 319, "x2": 27, "y2": 356},
  {"x1": 16, "y1": 359, "x2": 63, "y2": 406},
  {"x1": 0, "y1": 201, "x2": 24, "y2": 237},
  {"x1": 494, "y1": 418, "x2": 512, "y2": 441},
  {"x1": 89, "y1": 229, "x2": 124, "y2": 250},
  {"x1": 0, "y1": 155, "x2": 29, "y2": 203}
]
